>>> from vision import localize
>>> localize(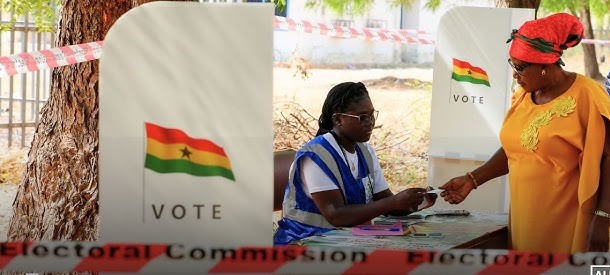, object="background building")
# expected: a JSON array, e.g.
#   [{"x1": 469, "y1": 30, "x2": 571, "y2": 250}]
[{"x1": 275, "y1": 0, "x2": 494, "y2": 66}]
